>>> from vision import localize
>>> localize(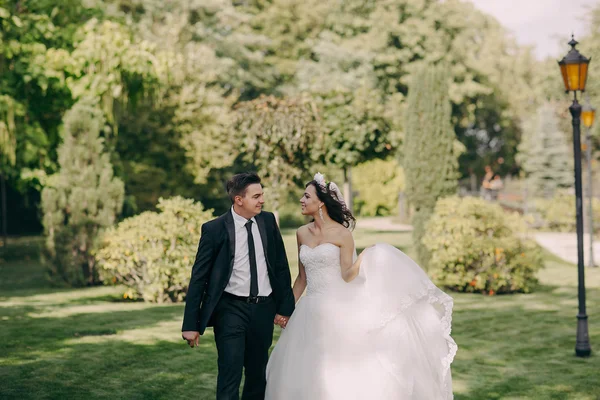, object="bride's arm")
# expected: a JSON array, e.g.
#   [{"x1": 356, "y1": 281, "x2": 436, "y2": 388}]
[
  {"x1": 292, "y1": 230, "x2": 307, "y2": 303},
  {"x1": 339, "y1": 231, "x2": 365, "y2": 283}
]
